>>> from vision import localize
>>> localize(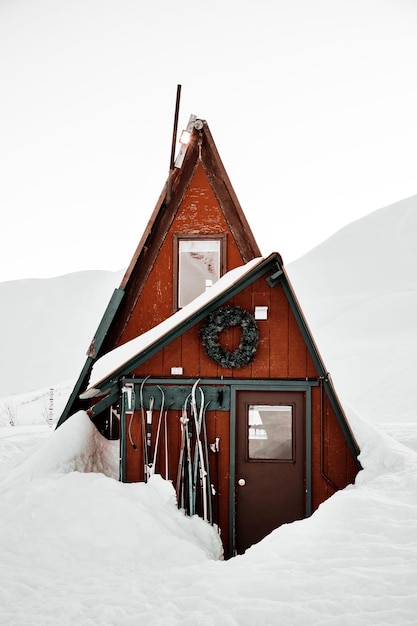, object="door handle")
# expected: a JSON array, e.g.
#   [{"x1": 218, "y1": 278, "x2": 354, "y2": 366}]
[{"x1": 238, "y1": 478, "x2": 246, "y2": 487}]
